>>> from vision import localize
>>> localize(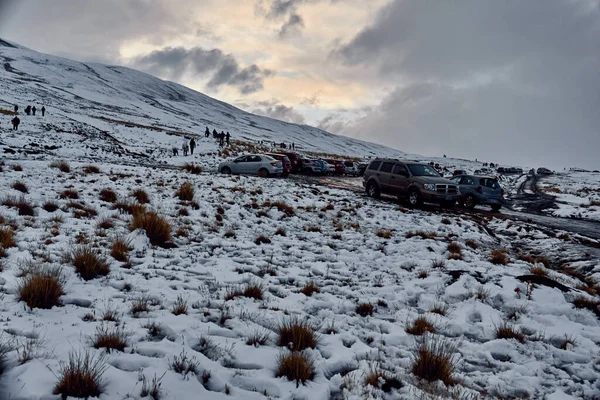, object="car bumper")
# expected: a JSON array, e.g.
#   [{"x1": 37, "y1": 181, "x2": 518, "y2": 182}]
[{"x1": 422, "y1": 191, "x2": 460, "y2": 202}]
